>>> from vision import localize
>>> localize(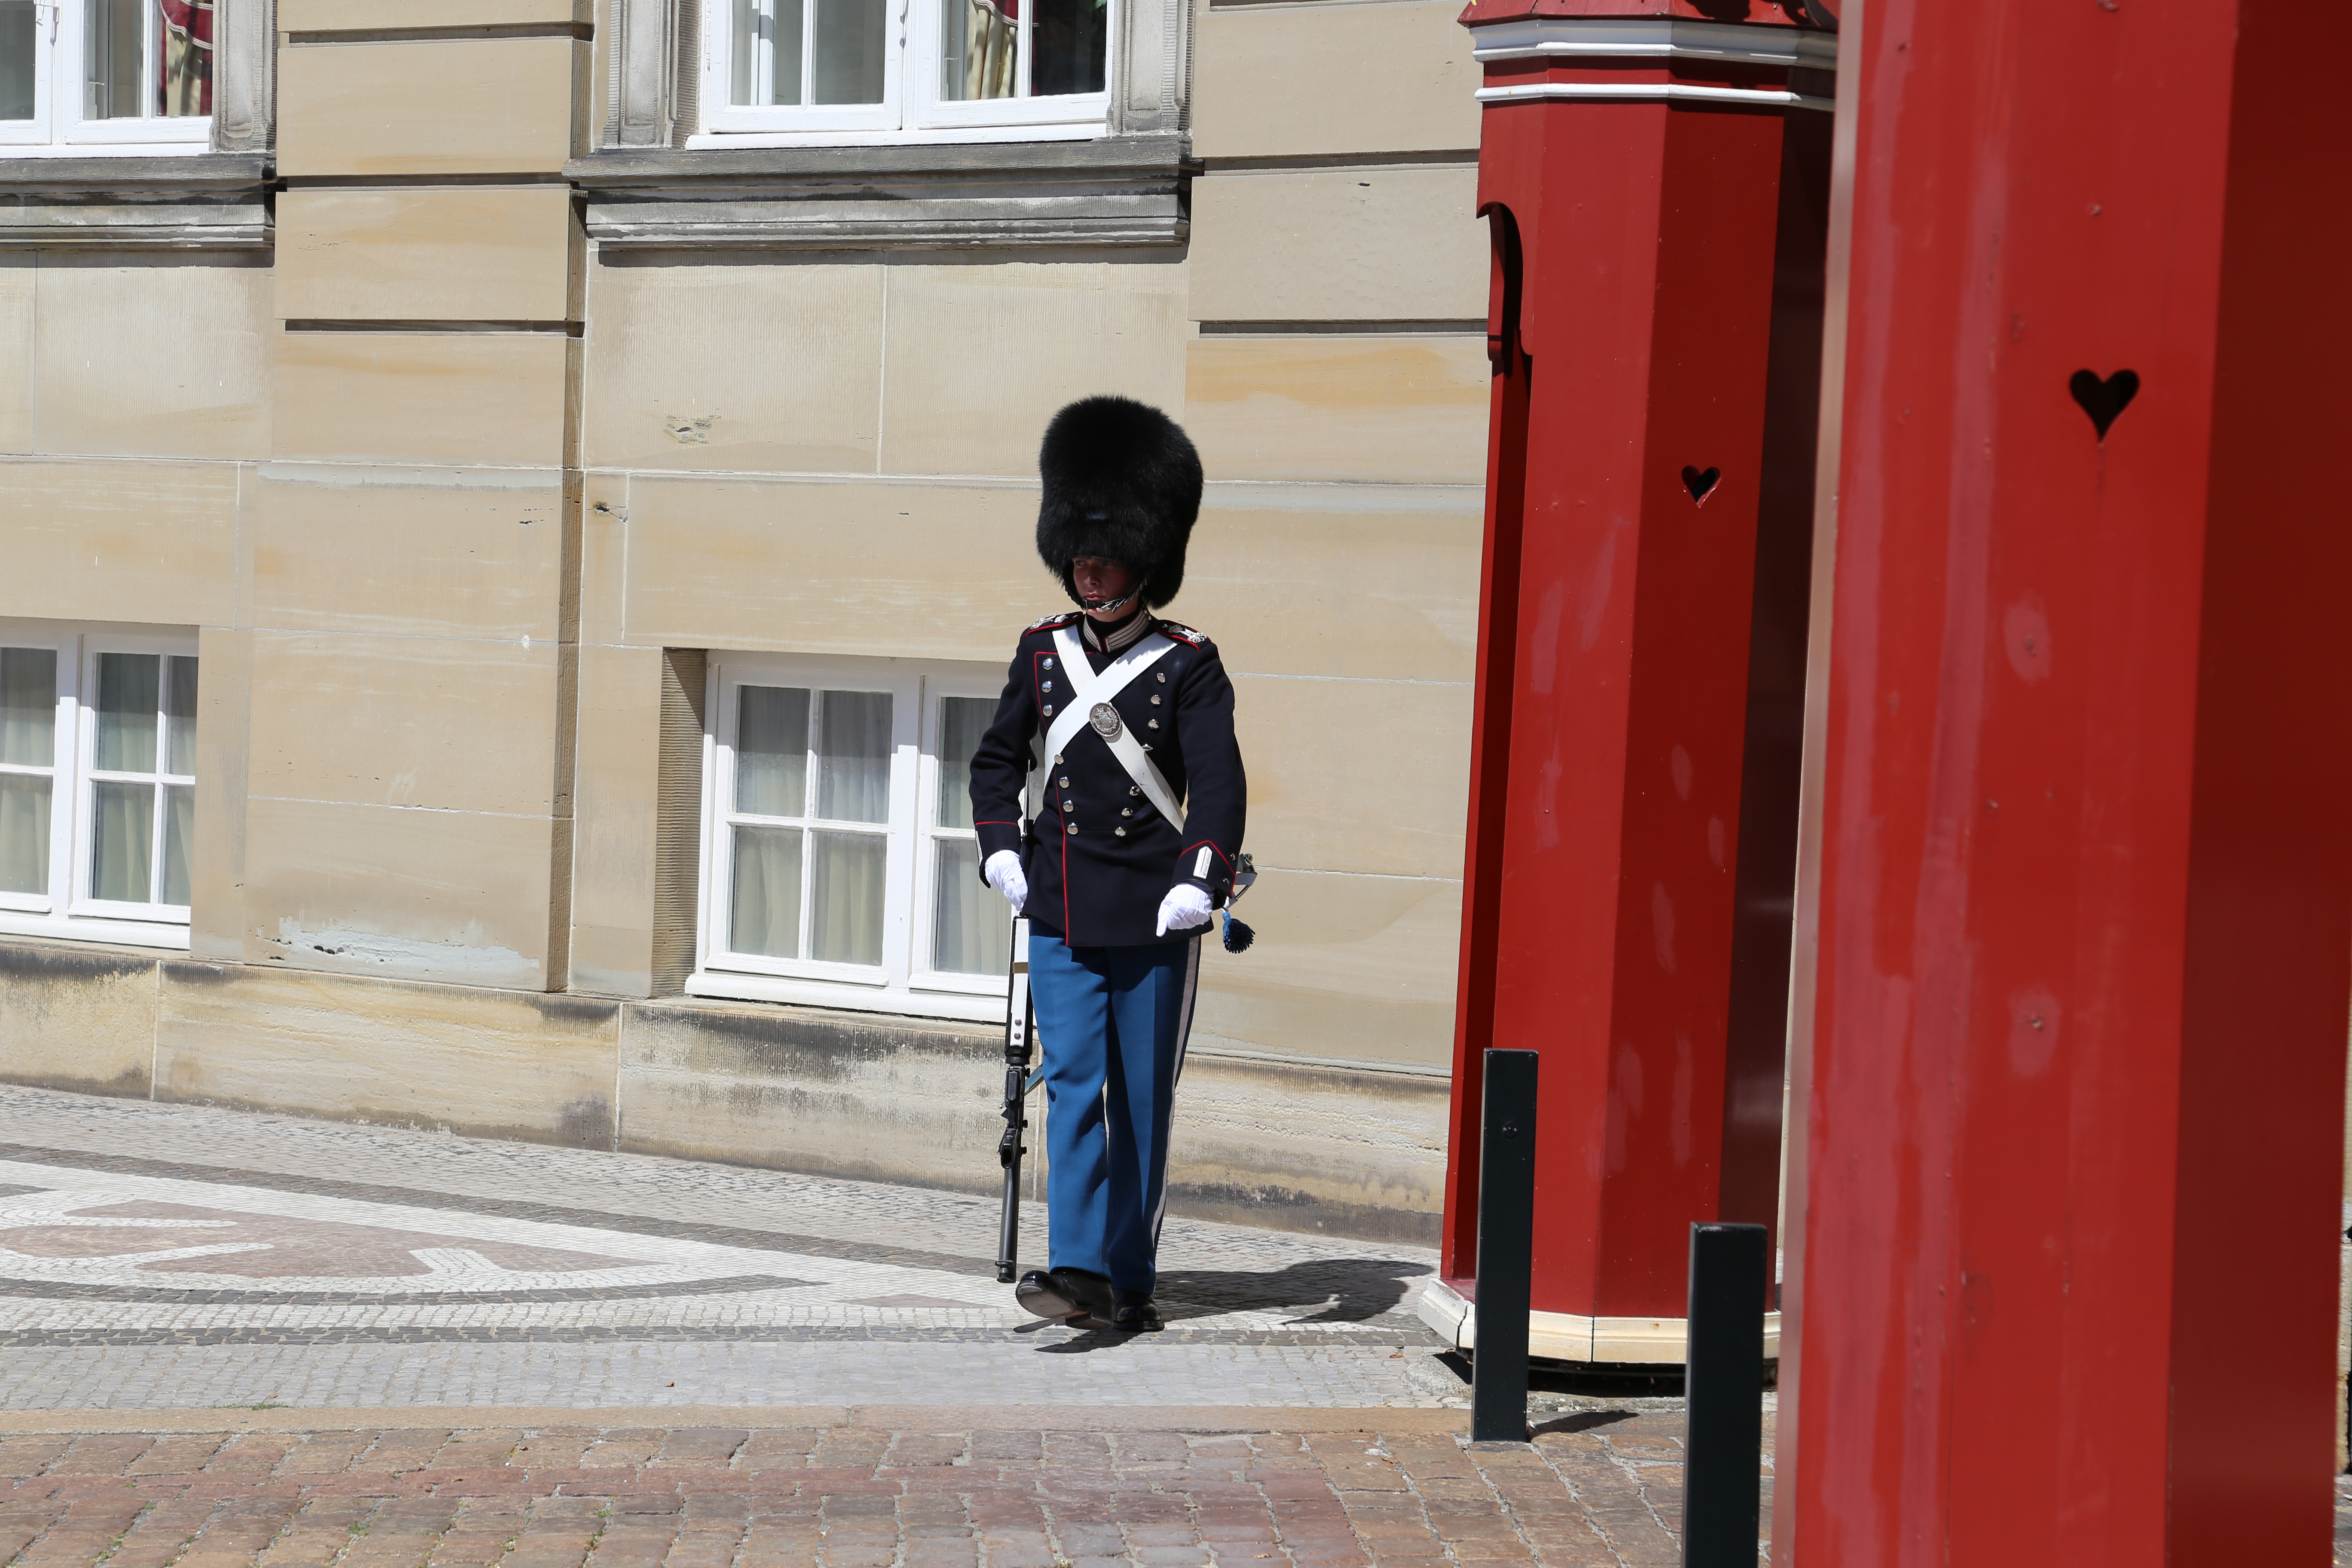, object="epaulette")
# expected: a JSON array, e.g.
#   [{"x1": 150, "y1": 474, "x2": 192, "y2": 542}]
[
  {"x1": 1156, "y1": 620, "x2": 1210, "y2": 648},
  {"x1": 1026, "y1": 611, "x2": 1081, "y2": 632}
]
